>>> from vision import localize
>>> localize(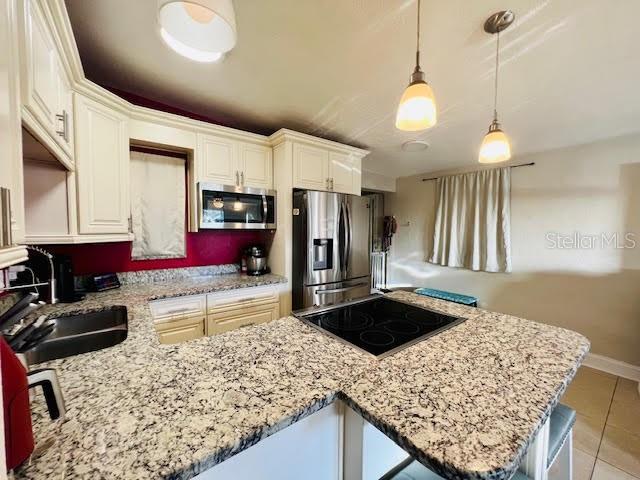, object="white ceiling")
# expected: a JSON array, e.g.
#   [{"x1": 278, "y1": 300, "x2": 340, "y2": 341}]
[{"x1": 65, "y1": 0, "x2": 640, "y2": 178}]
